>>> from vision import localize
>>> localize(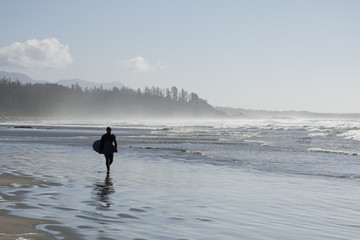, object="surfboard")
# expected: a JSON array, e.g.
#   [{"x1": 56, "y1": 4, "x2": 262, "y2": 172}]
[{"x1": 93, "y1": 140, "x2": 117, "y2": 154}]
